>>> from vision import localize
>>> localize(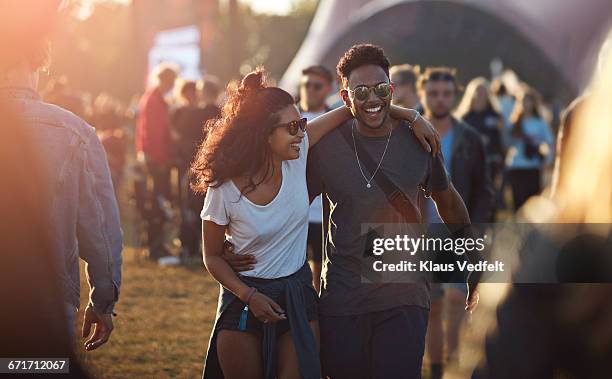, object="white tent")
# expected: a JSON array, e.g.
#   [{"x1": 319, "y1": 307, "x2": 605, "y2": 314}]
[{"x1": 281, "y1": 0, "x2": 612, "y2": 99}]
